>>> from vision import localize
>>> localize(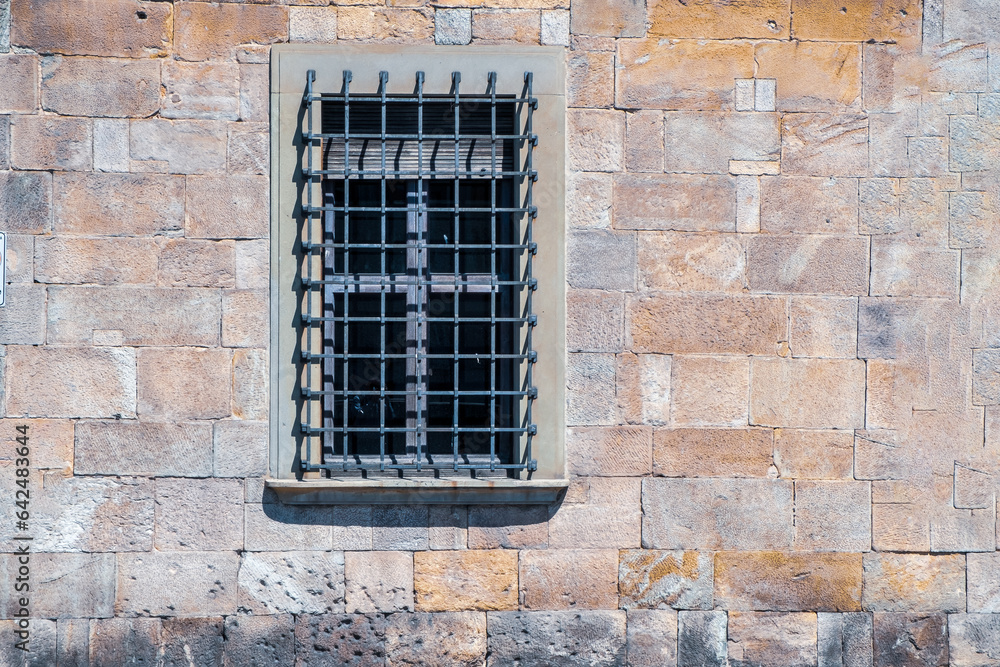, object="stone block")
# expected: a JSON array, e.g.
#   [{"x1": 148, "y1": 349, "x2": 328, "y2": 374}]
[
  {"x1": 0, "y1": 282, "x2": 44, "y2": 345},
  {"x1": 245, "y1": 502, "x2": 333, "y2": 552},
  {"x1": 626, "y1": 110, "x2": 663, "y2": 172},
  {"x1": 34, "y1": 237, "x2": 158, "y2": 285},
  {"x1": 413, "y1": 550, "x2": 517, "y2": 612},
  {"x1": 0, "y1": 115, "x2": 8, "y2": 171},
  {"x1": 954, "y1": 463, "x2": 994, "y2": 510},
  {"x1": 174, "y1": 3, "x2": 287, "y2": 61},
  {"x1": 519, "y1": 549, "x2": 617, "y2": 610},
  {"x1": 790, "y1": 297, "x2": 858, "y2": 359},
  {"x1": 760, "y1": 176, "x2": 859, "y2": 235},
  {"x1": 158, "y1": 239, "x2": 235, "y2": 288},
  {"x1": 0, "y1": 553, "x2": 113, "y2": 618},
  {"x1": 372, "y1": 505, "x2": 429, "y2": 551},
  {"x1": 930, "y1": 507, "x2": 995, "y2": 553},
  {"x1": 727, "y1": 612, "x2": 818, "y2": 667},
  {"x1": 950, "y1": 115, "x2": 1000, "y2": 173},
  {"x1": 715, "y1": 552, "x2": 862, "y2": 612},
  {"x1": 185, "y1": 175, "x2": 269, "y2": 238},
  {"x1": 75, "y1": 421, "x2": 213, "y2": 477},
  {"x1": 944, "y1": 0, "x2": 1000, "y2": 41},
  {"x1": 638, "y1": 232, "x2": 745, "y2": 293},
  {"x1": 290, "y1": 6, "x2": 338, "y2": 43},
  {"x1": 870, "y1": 112, "x2": 914, "y2": 177},
  {"x1": 10, "y1": 115, "x2": 91, "y2": 171},
  {"x1": 792, "y1": 0, "x2": 921, "y2": 44},
  {"x1": 155, "y1": 478, "x2": 243, "y2": 551},
  {"x1": 472, "y1": 9, "x2": 539, "y2": 43},
  {"x1": 467, "y1": 505, "x2": 547, "y2": 549},
  {"x1": 629, "y1": 293, "x2": 785, "y2": 355},
  {"x1": 567, "y1": 290, "x2": 624, "y2": 353},
  {"x1": 53, "y1": 172, "x2": 184, "y2": 235},
  {"x1": 619, "y1": 550, "x2": 713, "y2": 611},
  {"x1": 6, "y1": 346, "x2": 135, "y2": 419},
  {"x1": 671, "y1": 356, "x2": 749, "y2": 427},
  {"x1": 158, "y1": 618, "x2": 225, "y2": 665},
  {"x1": 0, "y1": 419, "x2": 72, "y2": 471},
  {"x1": 137, "y1": 347, "x2": 232, "y2": 420},
  {"x1": 130, "y1": 119, "x2": 227, "y2": 174},
  {"x1": 4, "y1": 233, "x2": 31, "y2": 283},
  {"x1": 968, "y1": 552, "x2": 1000, "y2": 613},
  {"x1": 337, "y1": 7, "x2": 434, "y2": 42},
  {"x1": 567, "y1": 426, "x2": 651, "y2": 476},
  {"x1": 94, "y1": 117, "x2": 129, "y2": 172},
  {"x1": 10, "y1": 0, "x2": 170, "y2": 57},
  {"x1": 974, "y1": 349, "x2": 1000, "y2": 404},
  {"x1": 746, "y1": 235, "x2": 868, "y2": 296},
  {"x1": 617, "y1": 38, "x2": 754, "y2": 110},
  {"x1": 224, "y1": 615, "x2": 295, "y2": 667},
  {"x1": 486, "y1": 611, "x2": 626, "y2": 666},
  {"x1": 228, "y1": 127, "x2": 268, "y2": 175},
  {"x1": 41, "y1": 55, "x2": 159, "y2": 118},
  {"x1": 871, "y1": 242, "x2": 958, "y2": 298},
  {"x1": 384, "y1": 612, "x2": 486, "y2": 667},
  {"x1": 161, "y1": 61, "x2": 239, "y2": 121},
  {"x1": 235, "y1": 239, "x2": 270, "y2": 289},
  {"x1": 567, "y1": 109, "x2": 623, "y2": 172},
  {"x1": 929, "y1": 40, "x2": 988, "y2": 92},
  {"x1": 239, "y1": 63, "x2": 268, "y2": 123},
  {"x1": 567, "y1": 353, "x2": 617, "y2": 426},
  {"x1": 909, "y1": 136, "x2": 949, "y2": 176},
  {"x1": 648, "y1": 0, "x2": 788, "y2": 39},
  {"x1": 332, "y1": 505, "x2": 374, "y2": 551},
  {"x1": 736, "y1": 175, "x2": 760, "y2": 233},
  {"x1": 0, "y1": 54, "x2": 36, "y2": 112},
  {"x1": 117, "y1": 551, "x2": 238, "y2": 616},
  {"x1": 435, "y1": 8, "x2": 472, "y2": 45},
  {"x1": 795, "y1": 481, "x2": 872, "y2": 552},
  {"x1": 873, "y1": 613, "x2": 948, "y2": 667},
  {"x1": 664, "y1": 111, "x2": 779, "y2": 174},
  {"x1": 238, "y1": 551, "x2": 346, "y2": 615},
  {"x1": 428, "y1": 506, "x2": 467, "y2": 551},
  {"x1": 677, "y1": 610, "x2": 727, "y2": 667},
  {"x1": 548, "y1": 497, "x2": 642, "y2": 550},
  {"x1": 642, "y1": 478, "x2": 794, "y2": 550},
  {"x1": 863, "y1": 554, "x2": 965, "y2": 612},
  {"x1": 818, "y1": 612, "x2": 874, "y2": 667},
  {"x1": 540, "y1": 9, "x2": 569, "y2": 45},
  {"x1": 750, "y1": 358, "x2": 866, "y2": 429},
  {"x1": 0, "y1": 171, "x2": 50, "y2": 234},
  {"x1": 773, "y1": 429, "x2": 853, "y2": 480},
  {"x1": 654, "y1": 428, "x2": 773, "y2": 478},
  {"x1": 950, "y1": 190, "x2": 1000, "y2": 248},
  {"x1": 214, "y1": 420, "x2": 268, "y2": 477},
  {"x1": 949, "y1": 614, "x2": 1000, "y2": 667},
  {"x1": 90, "y1": 618, "x2": 164, "y2": 664},
  {"x1": 567, "y1": 172, "x2": 611, "y2": 229},
  {"x1": 872, "y1": 502, "x2": 931, "y2": 552},
  {"x1": 567, "y1": 50, "x2": 613, "y2": 109},
  {"x1": 222, "y1": 289, "x2": 269, "y2": 347},
  {"x1": 232, "y1": 348, "x2": 268, "y2": 420},
  {"x1": 571, "y1": 0, "x2": 644, "y2": 37},
  {"x1": 614, "y1": 173, "x2": 736, "y2": 232},
  {"x1": 344, "y1": 551, "x2": 412, "y2": 613},
  {"x1": 57, "y1": 618, "x2": 89, "y2": 667},
  {"x1": 627, "y1": 609, "x2": 677, "y2": 667},
  {"x1": 781, "y1": 113, "x2": 869, "y2": 176},
  {"x1": 293, "y1": 614, "x2": 385, "y2": 667}
]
